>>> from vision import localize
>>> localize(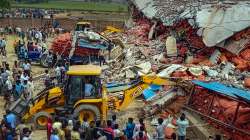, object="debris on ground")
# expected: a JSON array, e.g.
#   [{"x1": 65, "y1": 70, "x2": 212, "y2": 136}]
[{"x1": 101, "y1": 1, "x2": 250, "y2": 139}]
